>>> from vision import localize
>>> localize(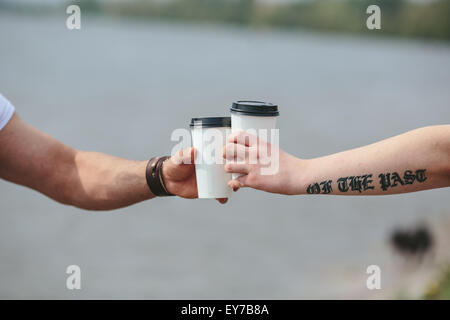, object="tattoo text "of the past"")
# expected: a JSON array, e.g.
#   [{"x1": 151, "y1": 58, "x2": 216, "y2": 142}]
[{"x1": 306, "y1": 169, "x2": 427, "y2": 194}]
